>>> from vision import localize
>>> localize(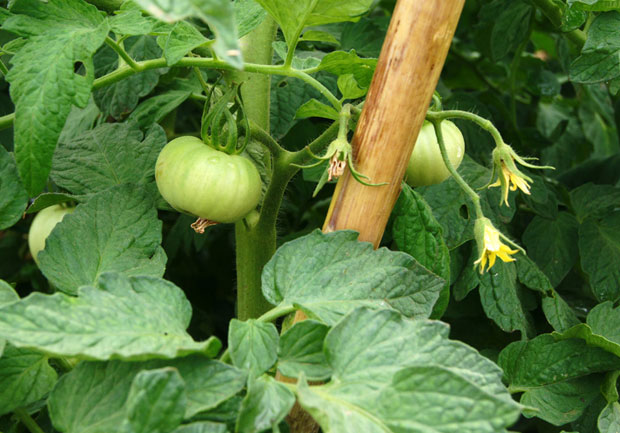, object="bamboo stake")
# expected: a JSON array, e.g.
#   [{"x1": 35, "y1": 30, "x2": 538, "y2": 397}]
[
  {"x1": 282, "y1": 1, "x2": 465, "y2": 432},
  {"x1": 323, "y1": 0, "x2": 465, "y2": 245}
]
